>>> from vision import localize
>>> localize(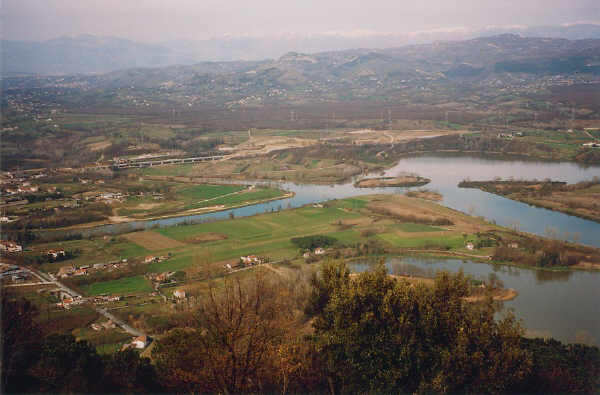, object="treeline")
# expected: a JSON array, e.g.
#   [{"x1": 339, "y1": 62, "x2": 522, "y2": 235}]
[
  {"x1": 290, "y1": 234, "x2": 338, "y2": 250},
  {"x1": 458, "y1": 178, "x2": 600, "y2": 198},
  {"x1": 23, "y1": 249, "x2": 80, "y2": 265},
  {"x1": 4, "y1": 263, "x2": 600, "y2": 393},
  {"x1": 491, "y1": 232, "x2": 599, "y2": 268},
  {"x1": 277, "y1": 133, "x2": 600, "y2": 165}
]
